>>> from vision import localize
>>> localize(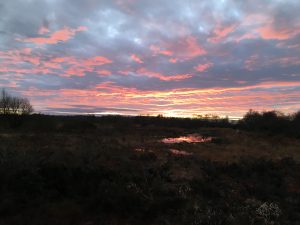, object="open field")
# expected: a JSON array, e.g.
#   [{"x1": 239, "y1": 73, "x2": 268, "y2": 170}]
[{"x1": 0, "y1": 115, "x2": 299, "y2": 225}]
